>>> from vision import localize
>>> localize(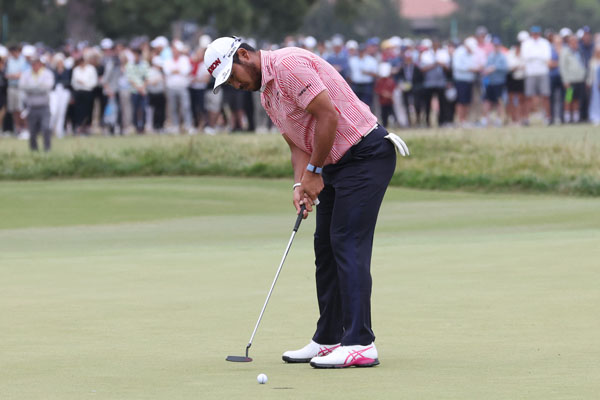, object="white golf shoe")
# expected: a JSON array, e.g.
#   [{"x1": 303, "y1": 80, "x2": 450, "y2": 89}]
[
  {"x1": 282, "y1": 340, "x2": 340, "y2": 363},
  {"x1": 310, "y1": 342, "x2": 379, "y2": 368}
]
